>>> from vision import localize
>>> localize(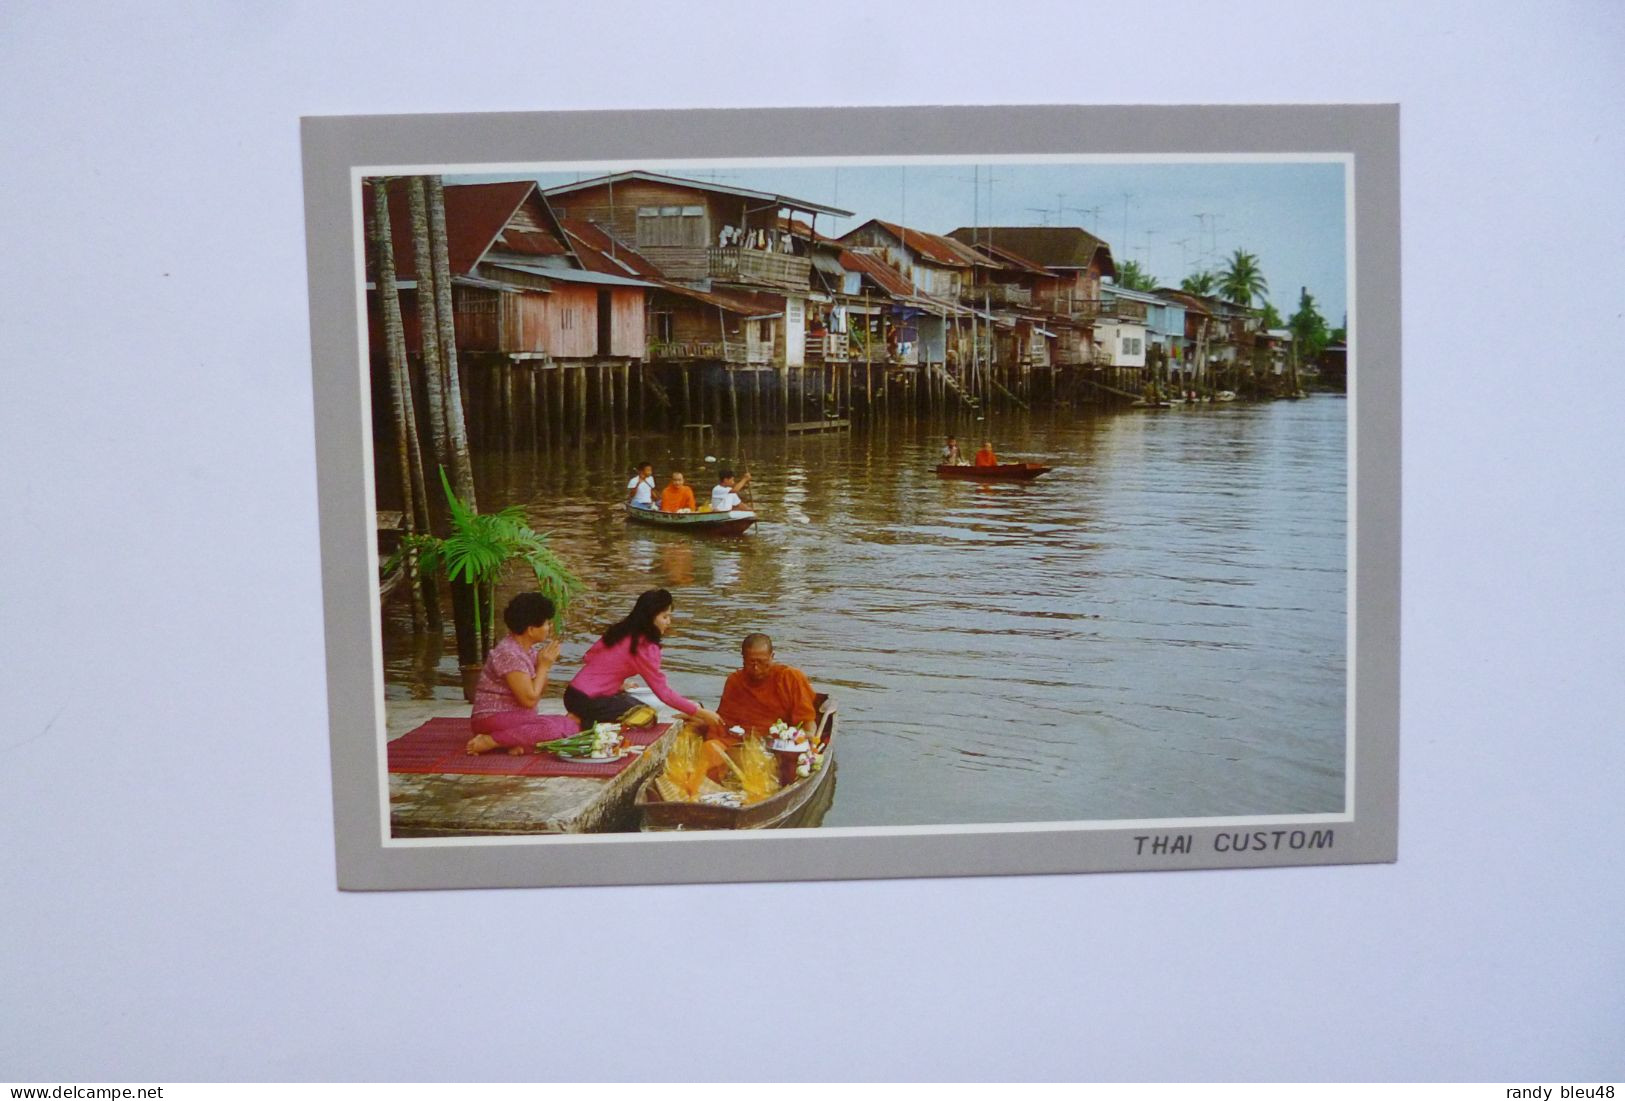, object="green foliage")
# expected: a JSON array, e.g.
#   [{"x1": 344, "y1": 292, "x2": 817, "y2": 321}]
[
  {"x1": 1288, "y1": 288, "x2": 1331, "y2": 364},
  {"x1": 386, "y1": 467, "x2": 583, "y2": 645},
  {"x1": 1115, "y1": 260, "x2": 1157, "y2": 291},
  {"x1": 1220, "y1": 249, "x2": 1269, "y2": 306},
  {"x1": 1181, "y1": 270, "x2": 1217, "y2": 296},
  {"x1": 1260, "y1": 301, "x2": 1285, "y2": 329}
]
